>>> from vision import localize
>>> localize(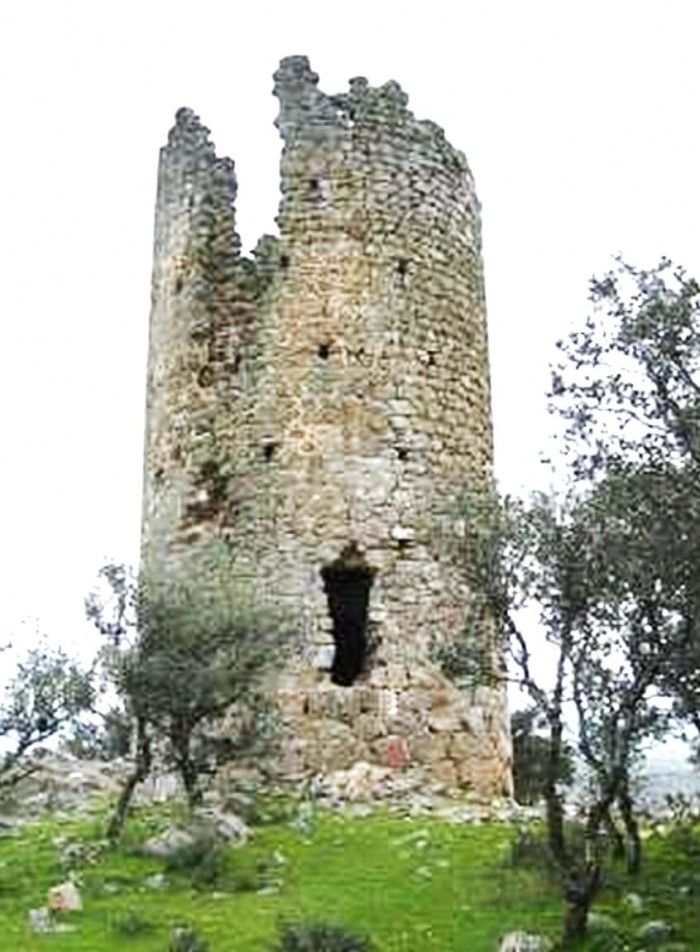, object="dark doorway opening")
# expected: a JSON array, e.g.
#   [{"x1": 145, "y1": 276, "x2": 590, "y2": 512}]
[{"x1": 321, "y1": 542, "x2": 376, "y2": 687}]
